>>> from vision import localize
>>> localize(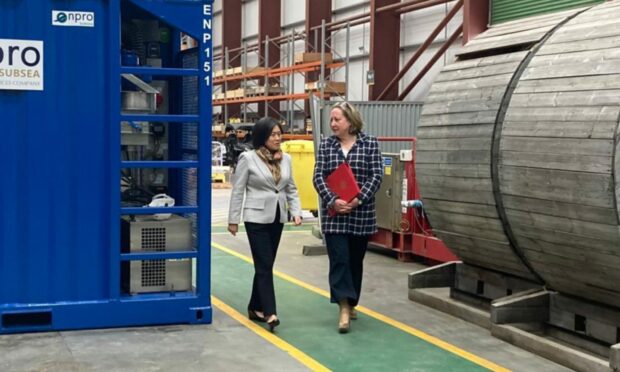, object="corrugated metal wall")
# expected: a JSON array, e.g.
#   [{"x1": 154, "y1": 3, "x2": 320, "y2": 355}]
[
  {"x1": 1, "y1": 0, "x2": 112, "y2": 304},
  {"x1": 321, "y1": 101, "x2": 422, "y2": 154},
  {"x1": 491, "y1": 0, "x2": 604, "y2": 24}
]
